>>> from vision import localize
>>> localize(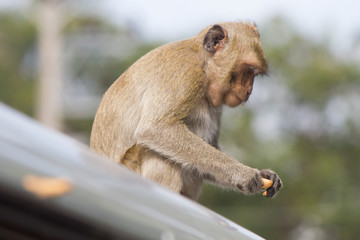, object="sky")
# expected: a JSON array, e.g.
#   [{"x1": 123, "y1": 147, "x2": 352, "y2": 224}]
[
  {"x1": 0, "y1": 0, "x2": 360, "y2": 40},
  {"x1": 100, "y1": 0, "x2": 359, "y2": 41},
  {"x1": 98, "y1": 0, "x2": 360, "y2": 56},
  {"x1": 1, "y1": 0, "x2": 360, "y2": 49}
]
